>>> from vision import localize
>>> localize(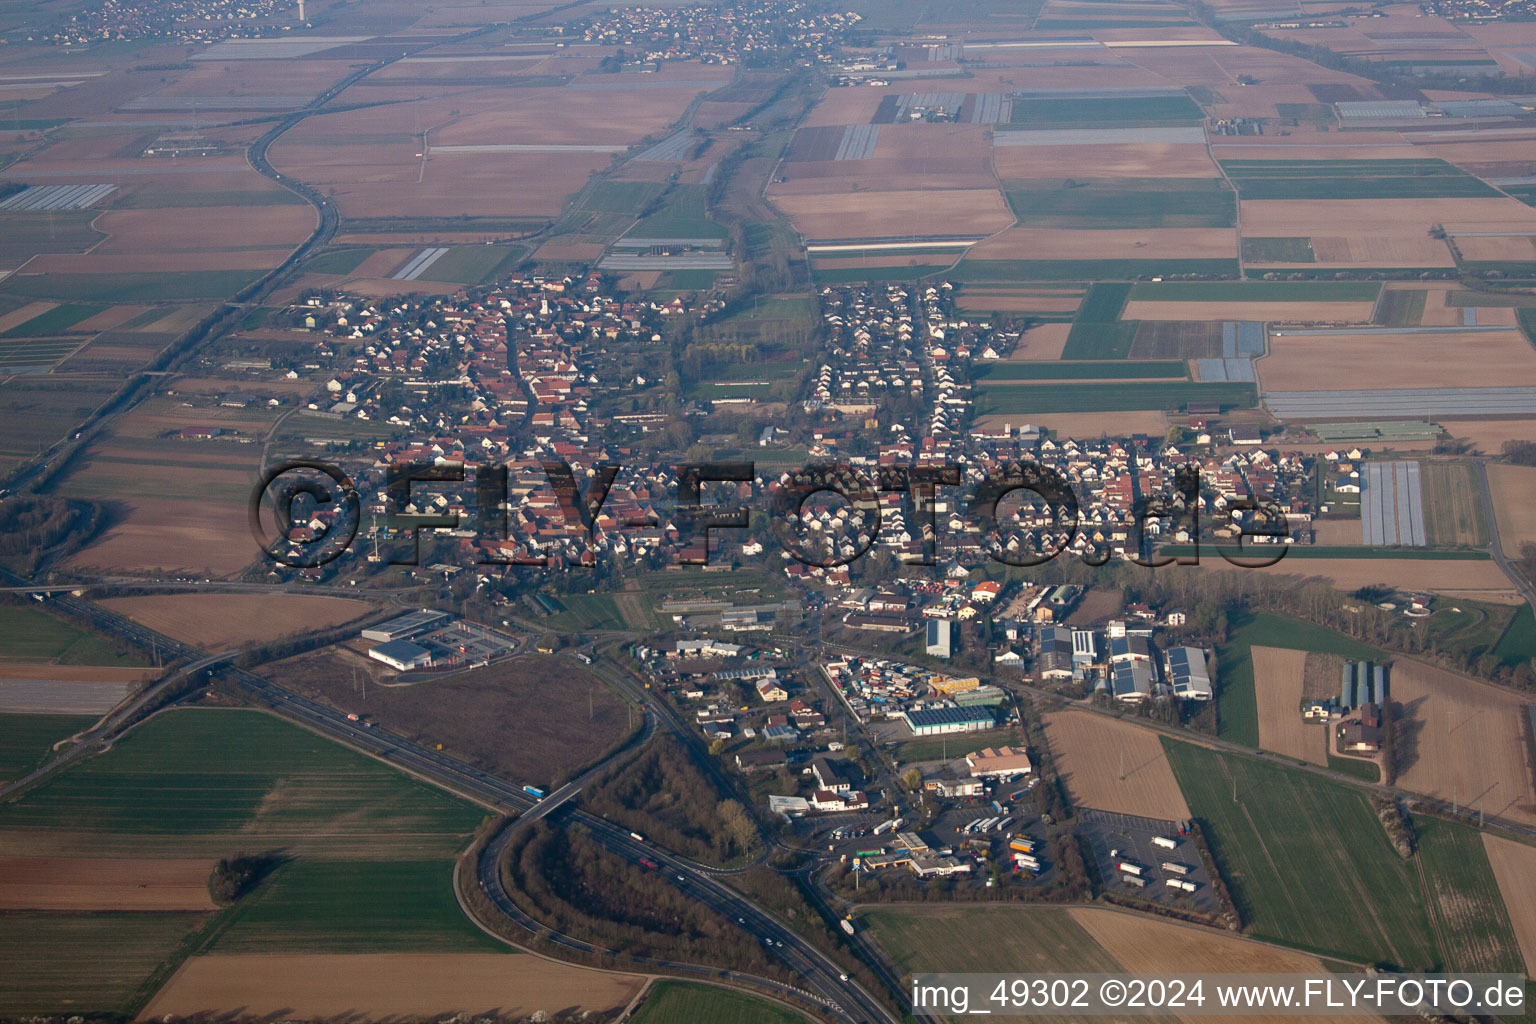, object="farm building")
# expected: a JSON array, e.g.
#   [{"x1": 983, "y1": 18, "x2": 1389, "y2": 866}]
[
  {"x1": 1339, "y1": 660, "x2": 1389, "y2": 710},
  {"x1": 1111, "y1": 660, "x2": 1155, "y2": 703},
  {"x1": 367, "y1": 639, "x2": 432, "y2": 671},
  {"x1": 361, "y1": 608, "x2": 451, "y2": 643},
  {"x1": 1339, "y1": 722, "x2": 1382, "y2": 753},
  {"x1": 1164, "y1": 647, "x2": 1212, "y2": 701},
  {"x1": 966, "y1": 745, "x2": 1033, "y2": 777},
  {"x1": 1300, "y1": 697, "x2": 1339, "y2": 721},
  {"x1": 898, "y1": 705, "x2": 995, "y2": 736}
]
